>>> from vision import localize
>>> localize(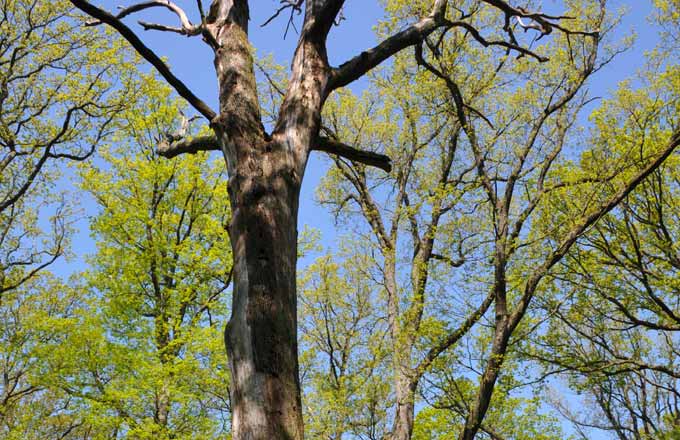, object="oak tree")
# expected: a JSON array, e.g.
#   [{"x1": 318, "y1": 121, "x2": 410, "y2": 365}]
[
  {"x1": 318, "y1": 1, "x2": 680, "y2": 439},
  {"x1": 524, "y1": 23, "x2": 680, "y2": 438},
  {"x1": 67, "y1": 1, "x2": 591, "y2": 437},
  {"x1": 63, "y1": 85, "x2": 233, "y2": 439}
]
